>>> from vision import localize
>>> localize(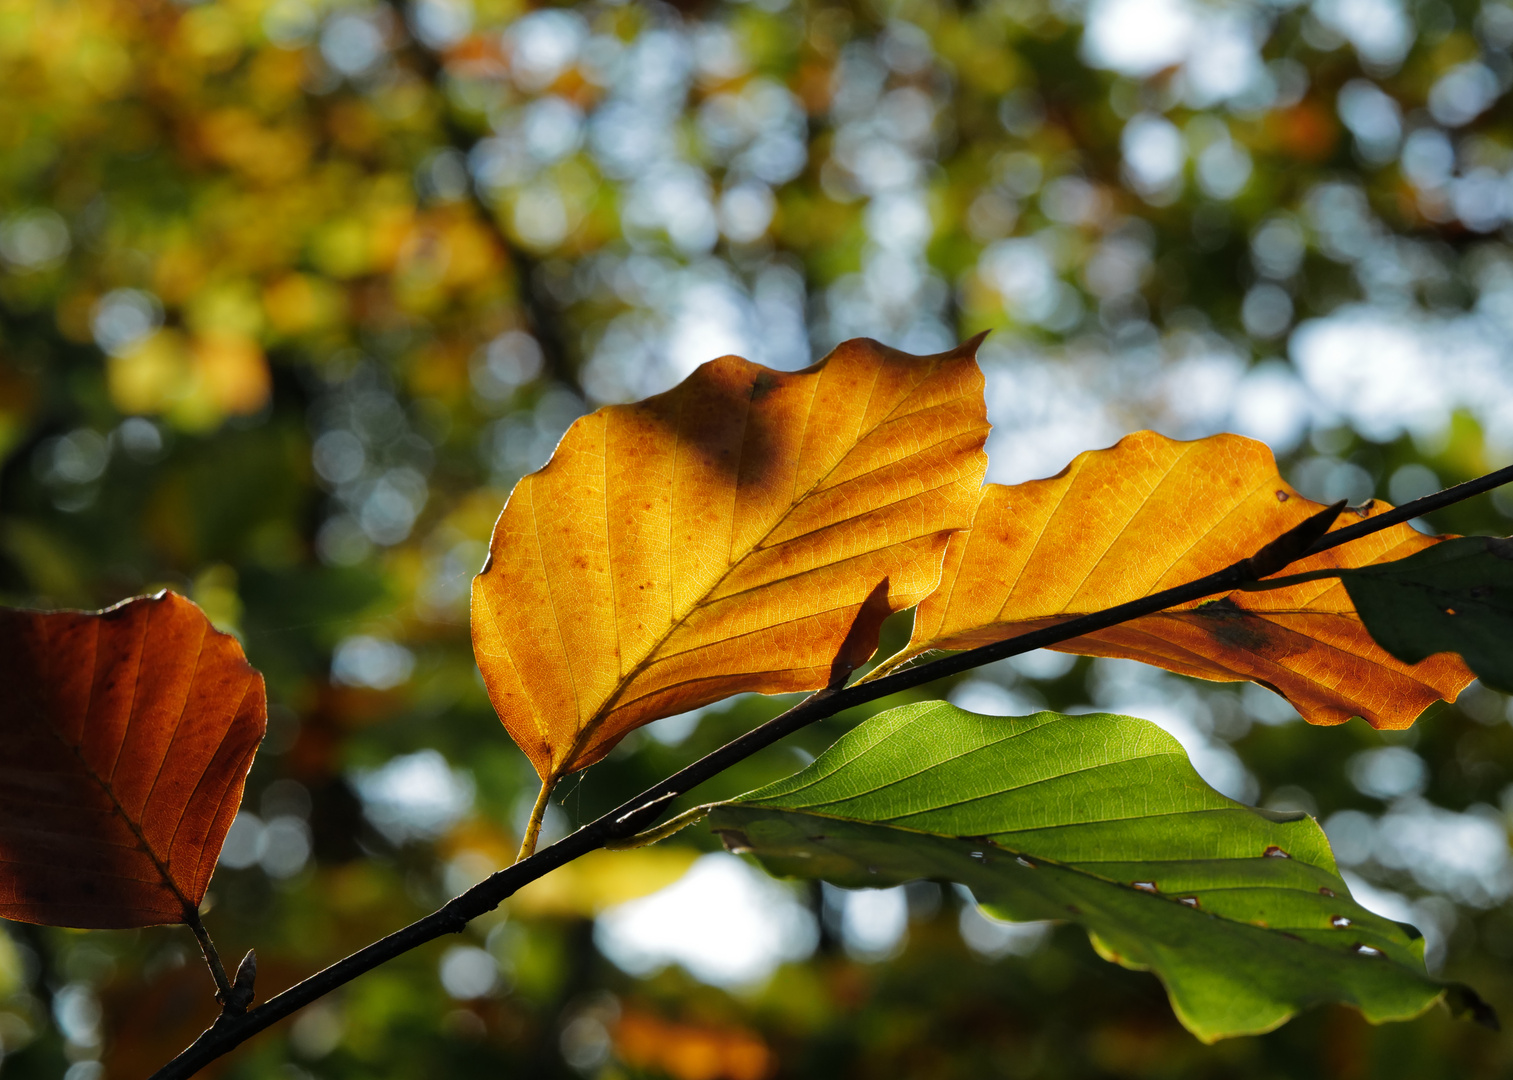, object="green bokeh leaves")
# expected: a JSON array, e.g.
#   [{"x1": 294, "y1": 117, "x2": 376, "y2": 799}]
[{"x1": 708, "y1": 702, "x2": 1488, "y2": 1041}]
